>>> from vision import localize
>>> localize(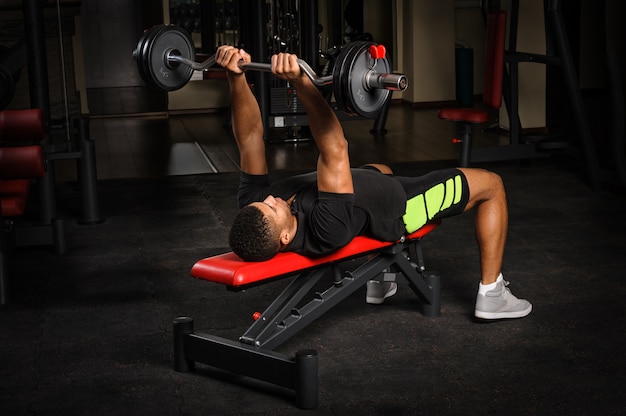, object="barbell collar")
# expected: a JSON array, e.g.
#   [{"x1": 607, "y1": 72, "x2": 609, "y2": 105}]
[{"x1": 365, "y1": 72, "x2": 408, "y2": 91}]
